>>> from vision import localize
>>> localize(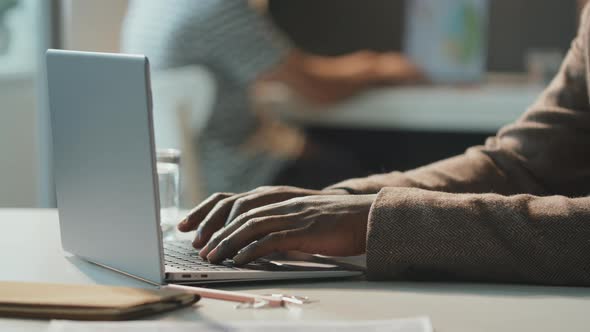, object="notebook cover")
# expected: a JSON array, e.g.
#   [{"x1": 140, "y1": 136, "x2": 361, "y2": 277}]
[{"x1": 0, "y1": 282, "x2": 199, "y2": 320}]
